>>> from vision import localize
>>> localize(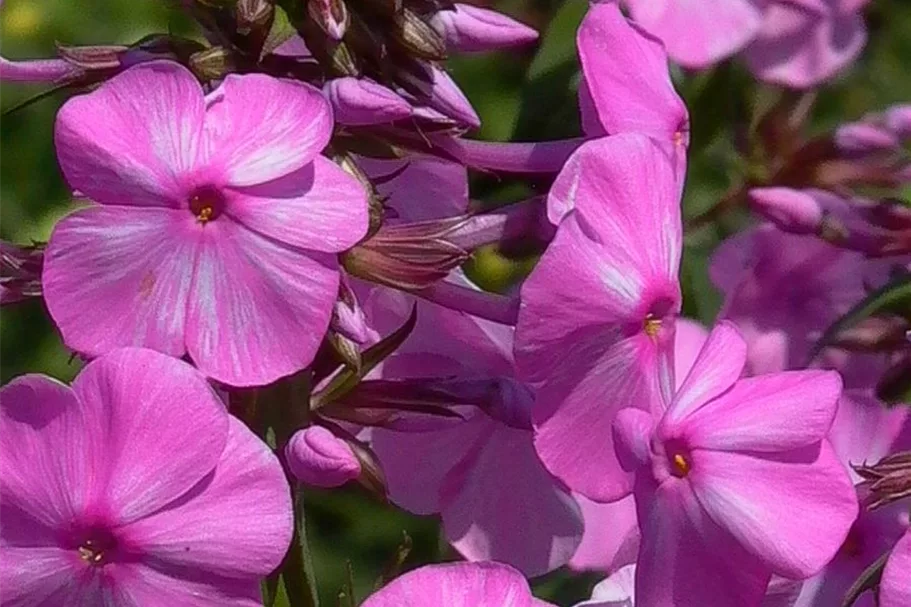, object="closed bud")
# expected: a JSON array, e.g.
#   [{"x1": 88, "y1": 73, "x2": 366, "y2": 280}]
[
  {"x1": 430, "y1": 4, "x2": 538, "y2": 53},
  {"x1": 324, "y1": 77, "x2": 412, "y2": 125},
  {"x1": 308, "y1": 0, "x2": 349, "y2": 41},
  {"x1": 748, "y1": 187, "x2": 824, "y2": 234},
  {"x1": 399, "y1": 62, "x2": 479, "y2": 128},
  {"x1": 286, "y1": 426, "x2": 361, "y2": 487},
  {"x1": 885, "y1": 105, "x2": 911, "y2": 141},
  {"x1": 55, "y1": 44, "x2": 126, "y2": 71},
  {"x1": 189, "y1": 46, "x2": 236, "y2": 81},
  {"x1": 855, "y1": 450, "x2": 911, "y2": 509},
  {"x1": 332, "y1": 276, "x2": 371, "y2": 344},
  {"x1": 1, "y1": 242, "x2": 43, "y2": 305},
  {"x1": 835, "y1": 122, "x2": 899, "y2": 154},
  {"x1": 393, "y1": 8, "x2": 447, "y2": 61},
  {"x1": 235, "y1": 0, "x2": 275, "y2": 56}
]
